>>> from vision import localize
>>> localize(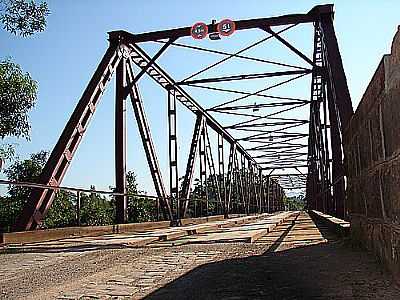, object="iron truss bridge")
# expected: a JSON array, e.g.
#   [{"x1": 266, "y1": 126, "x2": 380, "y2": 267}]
[{"x1": 14, "y1": 4, "x2": 353, "y2": 231}]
